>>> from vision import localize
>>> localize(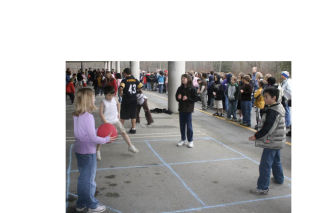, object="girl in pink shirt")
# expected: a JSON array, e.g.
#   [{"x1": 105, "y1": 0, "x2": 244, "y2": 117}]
[{"x1": 73, "y1": 88, "x2": 116, "y2": 212}]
